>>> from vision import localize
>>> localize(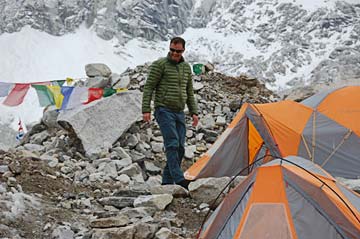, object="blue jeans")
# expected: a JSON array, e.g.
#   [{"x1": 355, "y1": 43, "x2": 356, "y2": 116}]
[{"x1": 154, "y1": 107, "x2": 186, "y2": 184}]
